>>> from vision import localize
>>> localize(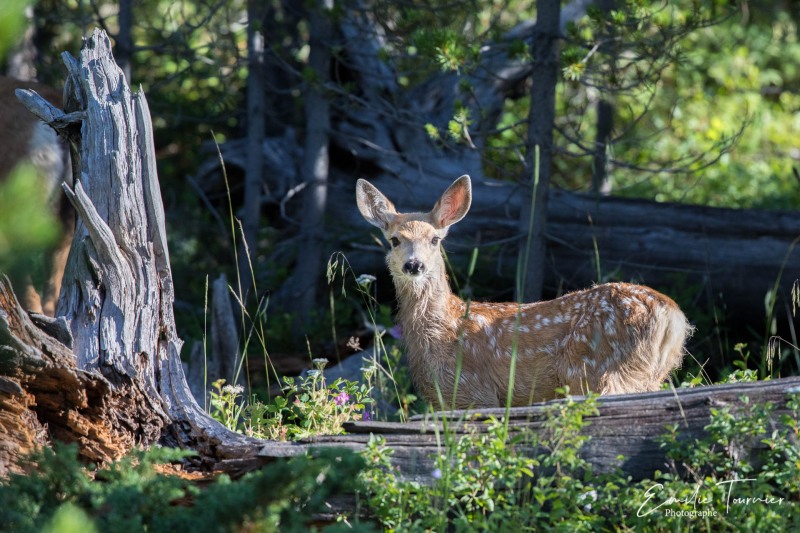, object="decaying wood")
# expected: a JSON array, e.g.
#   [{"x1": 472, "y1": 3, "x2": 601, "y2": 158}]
[
  {"x1": 0, "y1": 29, "x2": 271, "y2": 474},
  {"x1": 0, "y1": 276, "x2": 126, "y2": 474},
  {"x1": 302, "y1": 376, "x2": 800, "y2": 484},
  {"x1": 185, "y1": 273, "x2": 243, "y2": 404}
]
